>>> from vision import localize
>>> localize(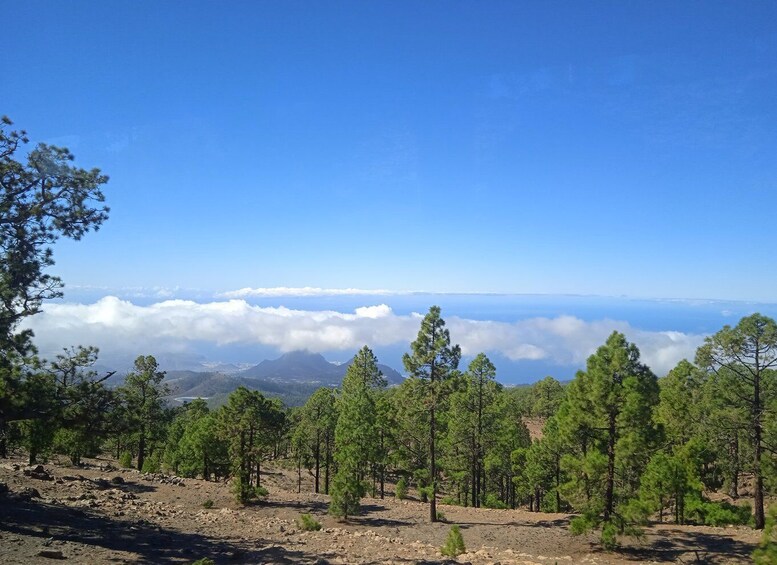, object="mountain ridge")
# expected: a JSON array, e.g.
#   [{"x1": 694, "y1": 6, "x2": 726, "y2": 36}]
[{"x1": 238, "y1": 350, "x2": 403, "y2": 385}]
